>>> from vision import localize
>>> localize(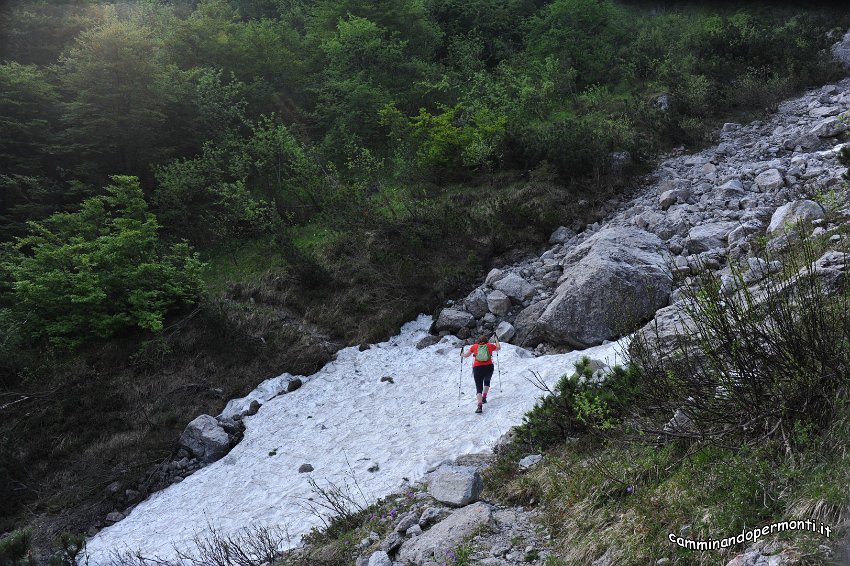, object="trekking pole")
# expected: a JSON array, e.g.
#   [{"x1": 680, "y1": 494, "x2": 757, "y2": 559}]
[
  {"x1": 458, "y1": 348, "x2": 463, "y2": 404},
  {"x1": 494, "y1": 334, "x2": 502, "y2": 392}
]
